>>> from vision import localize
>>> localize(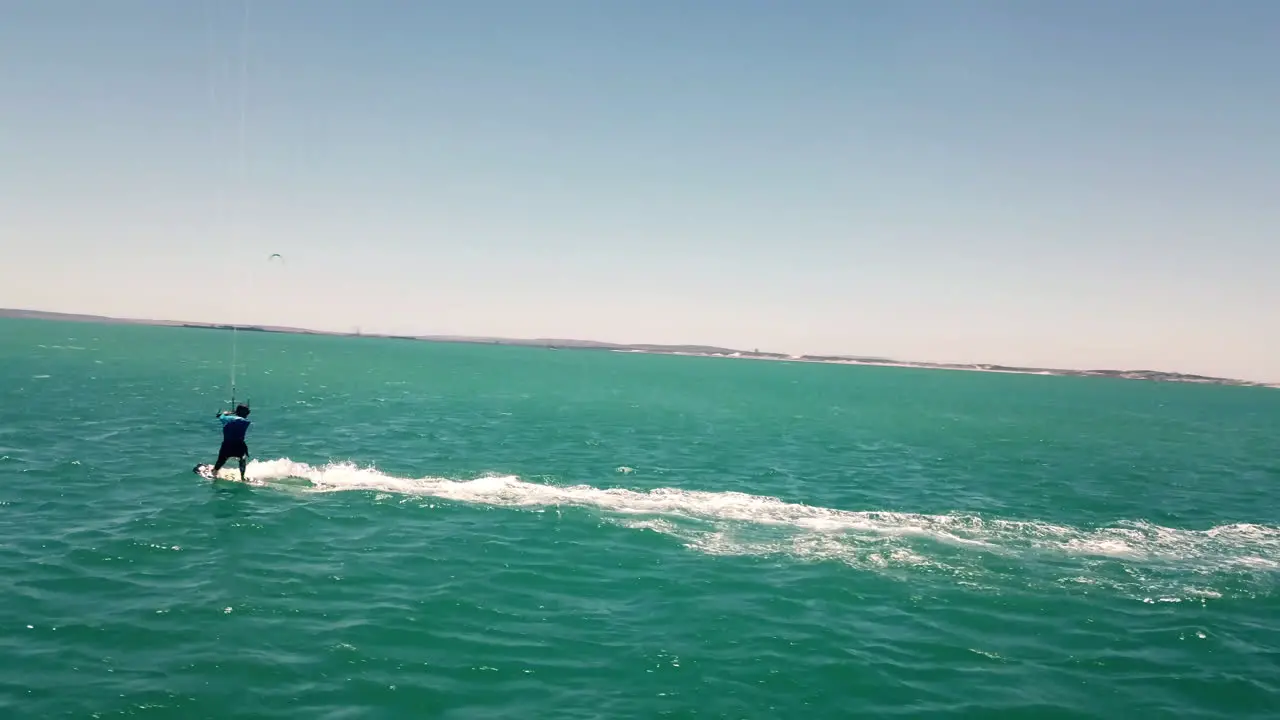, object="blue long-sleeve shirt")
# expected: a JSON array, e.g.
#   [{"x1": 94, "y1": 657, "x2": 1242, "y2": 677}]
[{"x1": 218, "y1": 413, "x2": 251, "y2": 442}]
